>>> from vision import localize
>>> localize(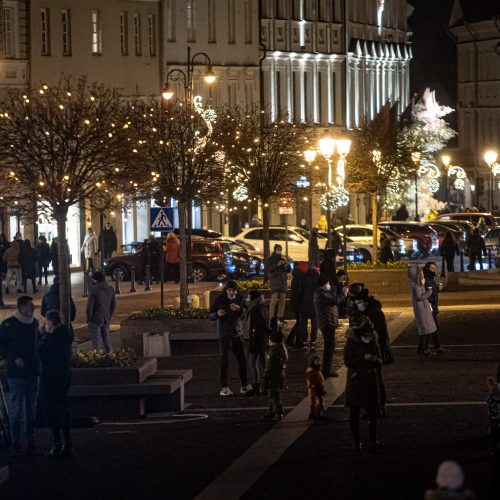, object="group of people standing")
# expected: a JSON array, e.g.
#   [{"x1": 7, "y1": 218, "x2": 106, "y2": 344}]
[{"x1": 139, "y1": 232, "x2": 180, "y2": 284}]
